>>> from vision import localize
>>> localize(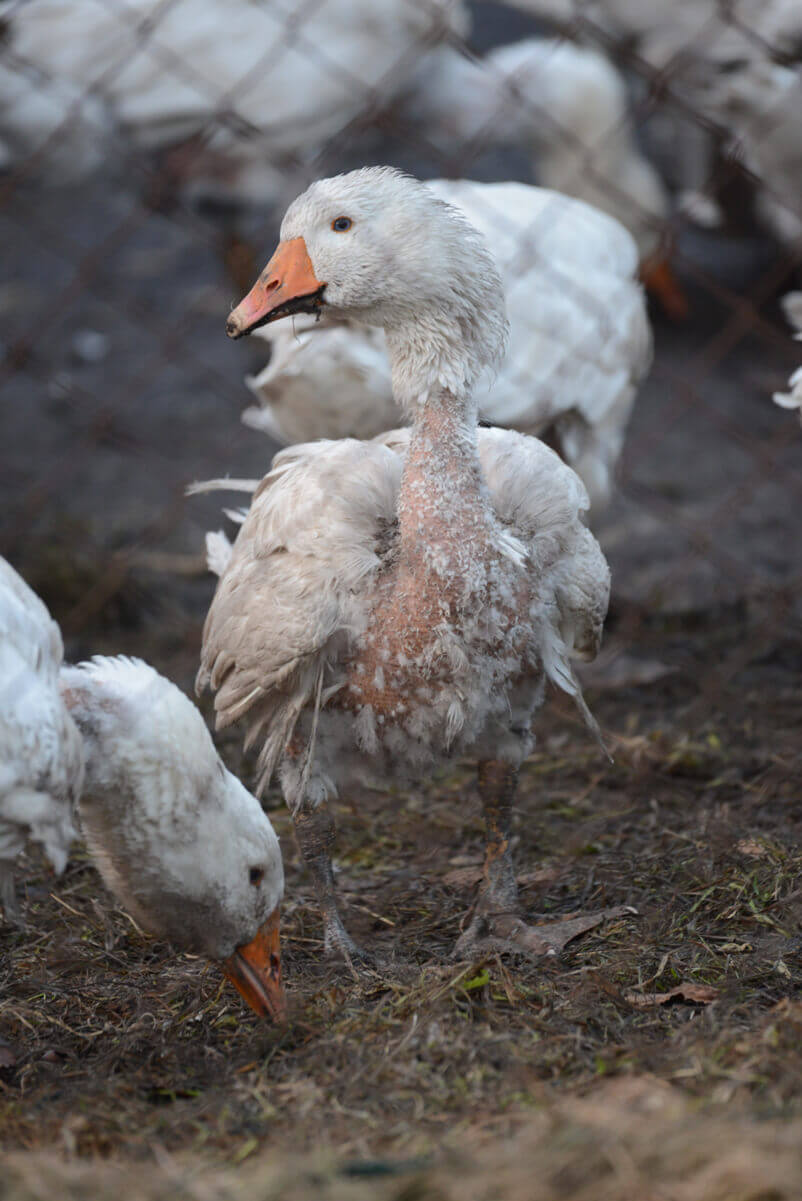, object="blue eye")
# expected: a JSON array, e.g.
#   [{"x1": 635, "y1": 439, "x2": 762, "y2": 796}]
[{"x1": 331, "y1": 216, "x2": 353, "y2": 232}]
